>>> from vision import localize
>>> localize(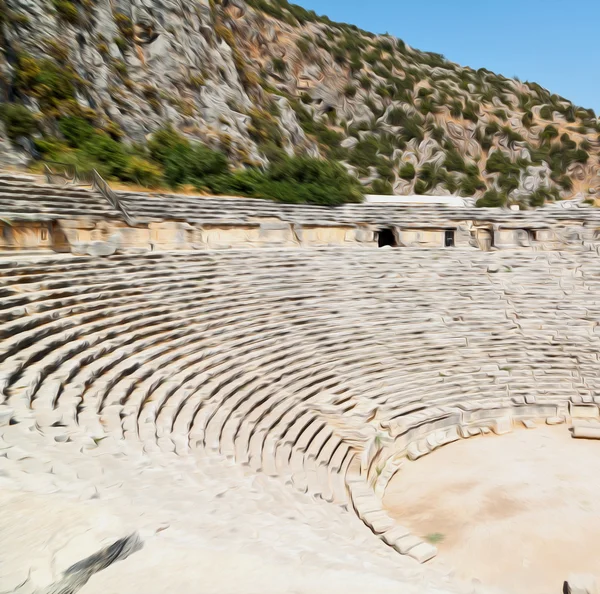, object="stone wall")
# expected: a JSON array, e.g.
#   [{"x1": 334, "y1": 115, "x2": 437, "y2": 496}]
[
  {"x1": 0, "y1": 221, "x2": 53, "y2": 250},
  {"x1": 51, "y1": 220, "x2": 378, "y2": 252},
  {"x1": 1, "y1": 216, "x2": 598, "y2": 254}
]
